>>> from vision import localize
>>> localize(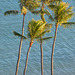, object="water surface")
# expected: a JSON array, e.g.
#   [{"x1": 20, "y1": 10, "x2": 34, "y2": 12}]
[{"x1": 0, "y1": 0, "x2": 75, "y2": 75}]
